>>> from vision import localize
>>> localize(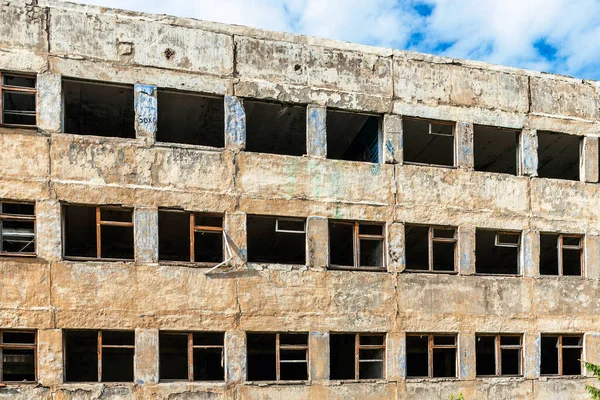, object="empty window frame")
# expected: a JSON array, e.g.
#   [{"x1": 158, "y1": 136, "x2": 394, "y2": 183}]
[
  {"x1": 541, "y1": 335, "x2": 583, "y2": 376},
  {"x1": 406, "y1": 334, "x2": 457, "y2": 378},
  {"x1": 403, "y1": 118, "x2": 455, "y2": 167},
  {"x1": 474, "y1": 125, "x2": 519, "y2": 174},
  {"x1": 247, "y1": 216, "x2": 306, "y2": 265},
  {"x1": 475, "y1": 230, "x2": 521, "y2": 275},
  {"x1": 329, "y1": 221, "x2": 385, "y2": 271},
  {"x1": 247, "y1": 333, "x2": 308, "y2": 381},
  {"x1": 244, "y1": 100, "x2": 306, "y2": 156},
  {"x1": 0, "y1": 331, "x2": 36, "y2": 383},
  {"x1": 540, "y1": 233, "x2": 584, "y2": 276},
  {"x1": 157, "y1": 90, "x2": 224, "y2": 147},
  {"x1": 537, "y1": 131, "x2": 581, "y2": 181},
  {"x1": 476, "y1": 334, "x2": 522, "y2": 377},
  {"x1": 405, "y1": 225, "x2": 457, "y2": 272},
  {"x1": 63, "y1": 79, "x2": 135, "y2": 138},
  {"x1": 330, "y1": 333, "x2": 385, "y2": 380},
  {"x1": 159, "y1": 332, "x2": 224, "y2": 381},
  {"x1": 327, "y1": 109, "x2": 381, "y2": 163},
  {"x1": 64, "y1": 330, "x2": 134, "y2": 382},
  {"x1": 158, "y1": 211, "x2": 224, "y2": 263},
  {"x1": 0, "y1": 72, "x2": 36, "y2": 127},
  {"x1": 0, "y1": 201, "x2": 35, "y2": 256},
  {"x1": 63, "y1": 205, "x2": 134, "y2": 260}
]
